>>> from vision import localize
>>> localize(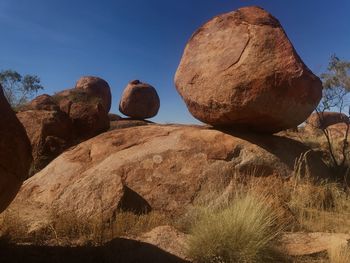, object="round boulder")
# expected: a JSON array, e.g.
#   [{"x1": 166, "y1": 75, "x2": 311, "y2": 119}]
[
  {"x1": 75, "y1": 76, "x2": 112, "y2": 112},
  {"x1": 175, "y1": 6, "x2": 322, "y2": 133},
  {"x1": 0, "y1": 84, "x2": 32, "y2": 212},
  {"x1": 119, "y1": 80, "x2": 160, "y2": 119}
]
